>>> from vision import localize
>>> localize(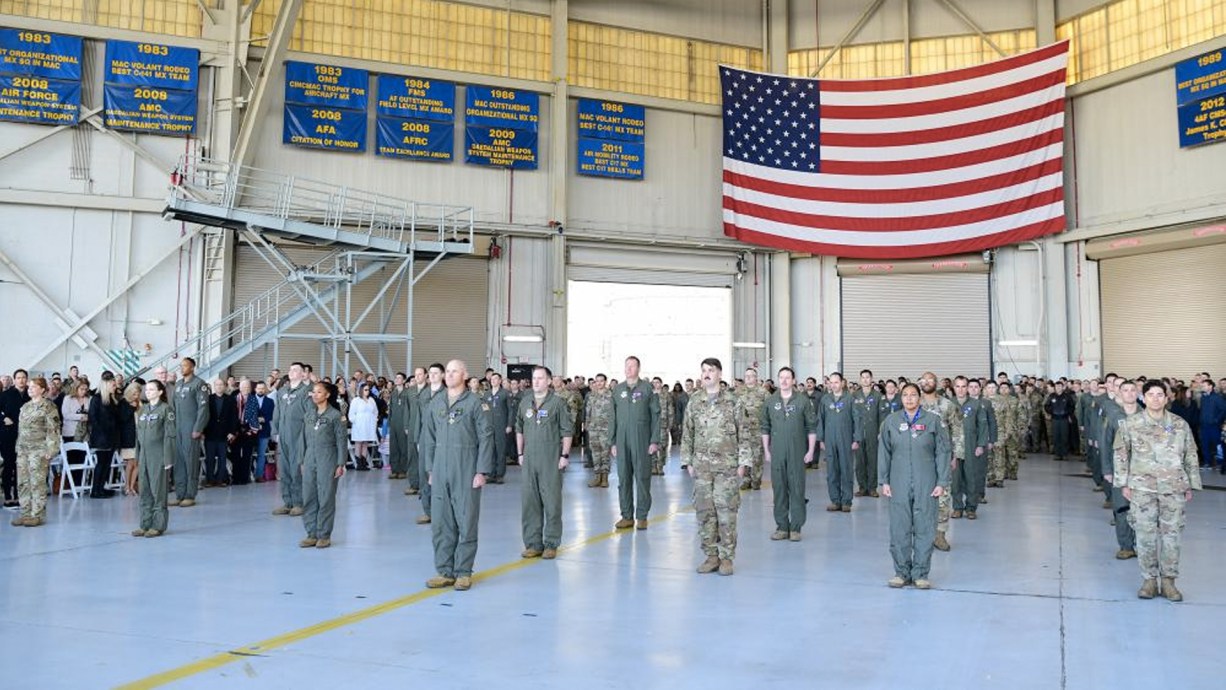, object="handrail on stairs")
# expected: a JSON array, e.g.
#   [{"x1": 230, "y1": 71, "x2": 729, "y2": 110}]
[{"x1": 169, "y1": 156, "x2": 475, "y2": 249}]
